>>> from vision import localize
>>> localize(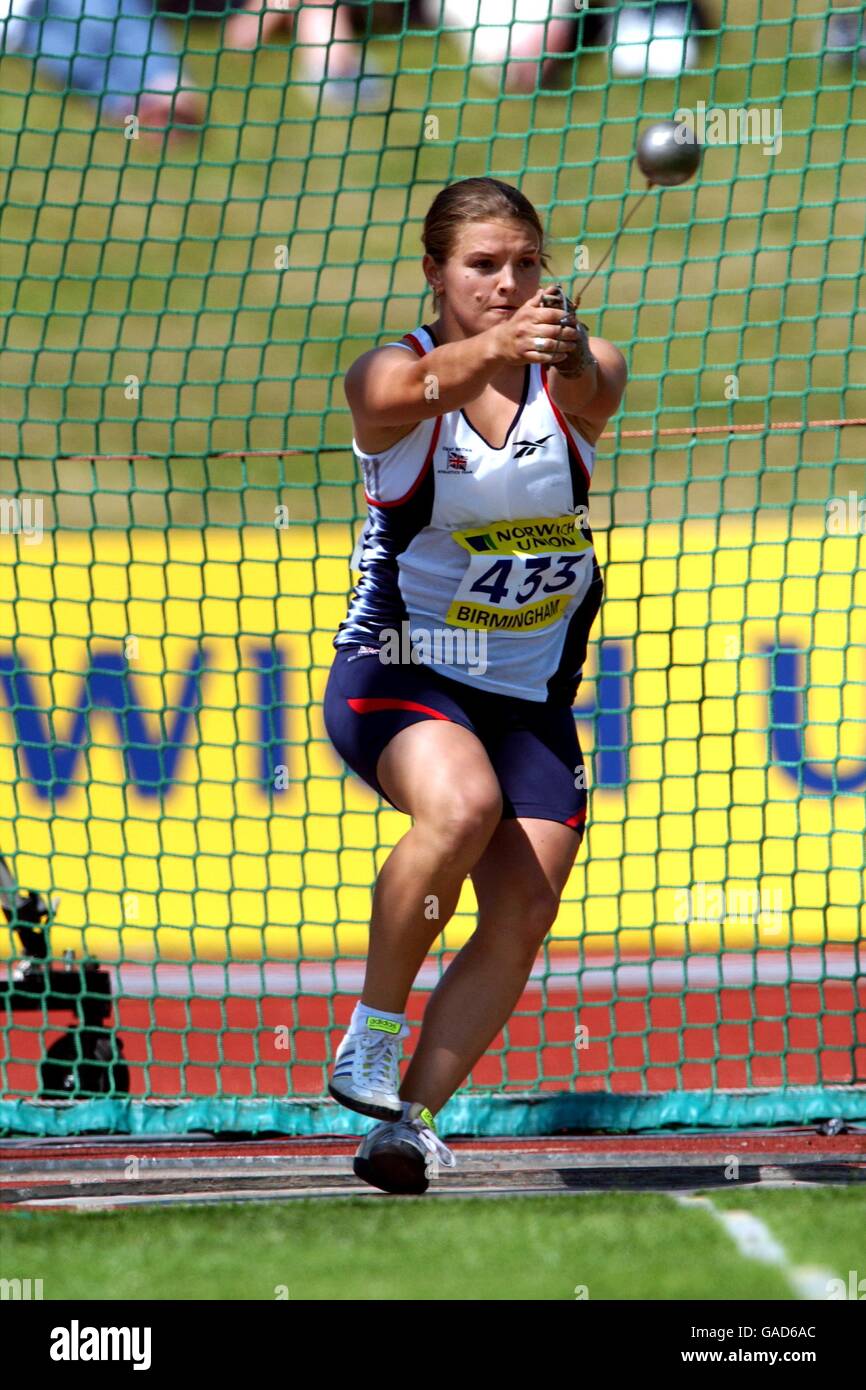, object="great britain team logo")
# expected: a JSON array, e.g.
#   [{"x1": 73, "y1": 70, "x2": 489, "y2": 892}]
[{"x1": 439, "y1": 446, "x2": 473, "y2": 474}]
